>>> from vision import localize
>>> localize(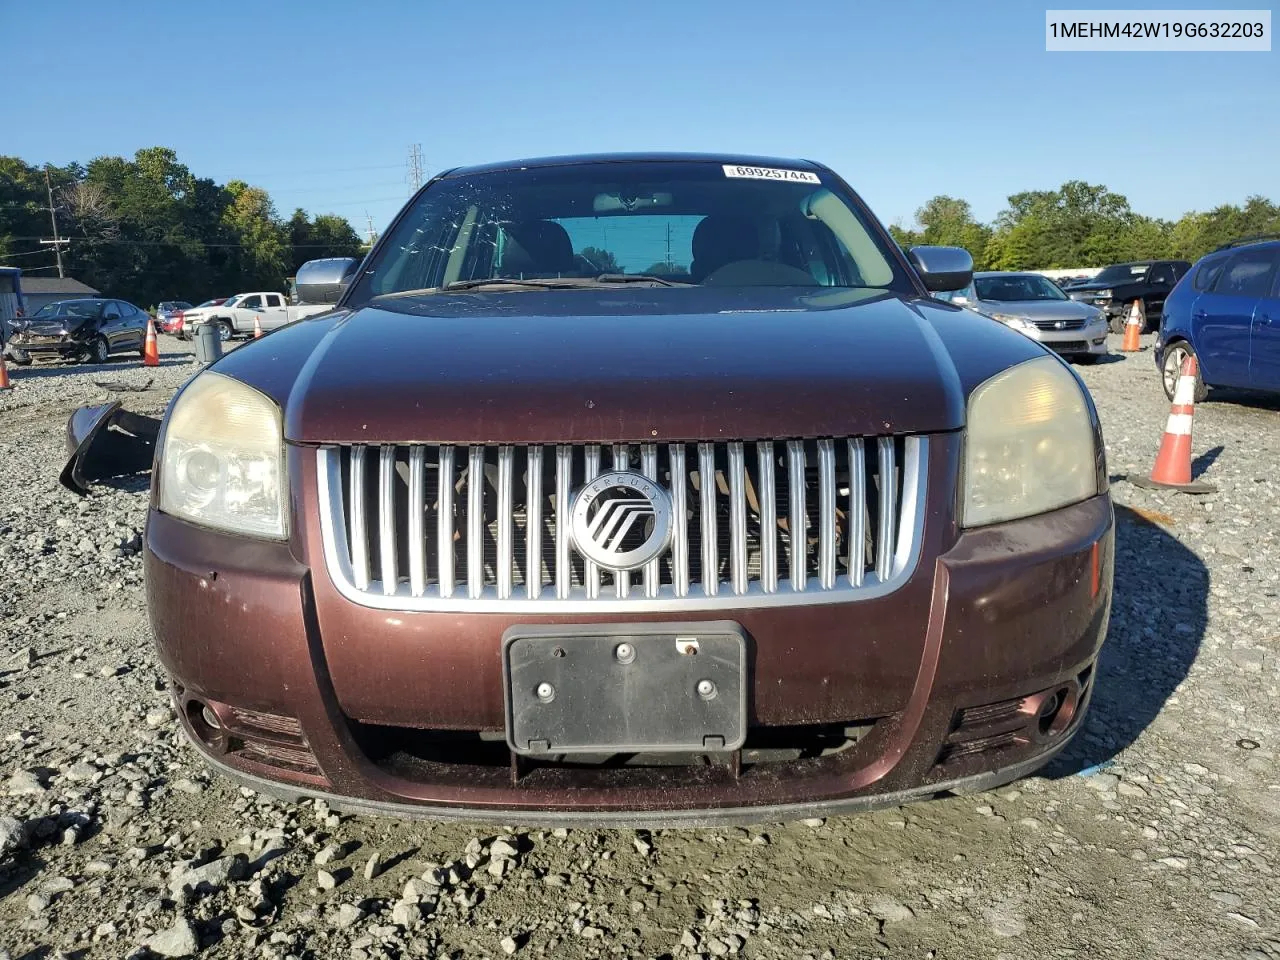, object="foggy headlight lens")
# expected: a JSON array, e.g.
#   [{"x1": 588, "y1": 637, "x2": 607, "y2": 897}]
[
  {"x1": 159, "y1": 372, "x2": 286, "y2": 538},
  {"x1": 962, "y1": 357, "x2": 1098, "y2": 527}
]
